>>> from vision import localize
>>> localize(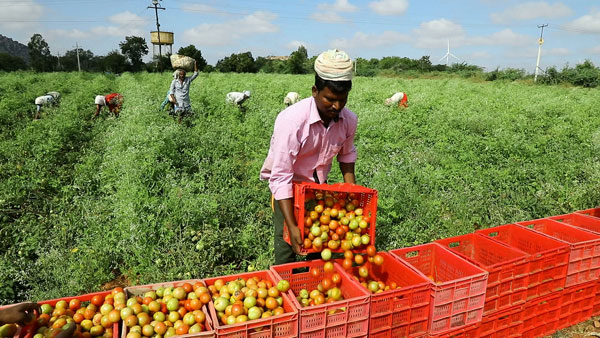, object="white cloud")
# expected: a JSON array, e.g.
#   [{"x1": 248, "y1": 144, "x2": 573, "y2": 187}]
[
  {"x1": 369, "y1": 0, "x2": 408, "y2": 16},
  {"x1": 182, "y1": 11, "x2": 278, "y2": 46},
  {"x1": 310, "y1": 12, "x2": 346, "y2": 23},
  {"x1": 468, "y1": 51, "x2": 492, "y2": 59},
  {"x1": 491, "y1": 2, "x2": 573, "y2": 24},
  {"x1": 89, "y1": 11, "x2": 149, "y2": 37},
  {"x1": 48, "y1": 29, "x2": 90, "y2": 40},
  {"x1": 479, "y1": 29, "x2": 532, "y2": 46},
  {"x1": 179, "y1": 3, "x2": 222, "y2": 14},
  {"x1": 590, "y1": 45, "x2": 600, "y2": 54},
  {"x1": 331, "y1": 31, "x2": 410, "y2": 51},
  {"x1": 564, "y1": 11, "x2": 600, "y2": 34},
  {"x1": 548, "y1": 47, "x2": 569, "y2": 56},
  {"x1": 0, "y1": 1, "x2": 43, "y2": 31},
  {"x1": 317, "y1": 0, "x2": 358, "y2": 12},
  {"x1": 412, "y1": 19, "x2": 466, "y2": 49}
]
